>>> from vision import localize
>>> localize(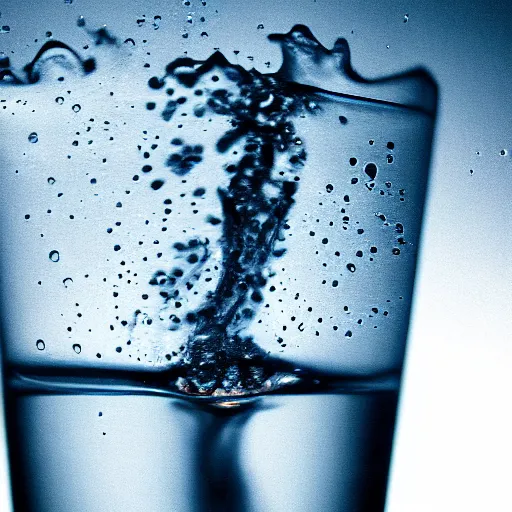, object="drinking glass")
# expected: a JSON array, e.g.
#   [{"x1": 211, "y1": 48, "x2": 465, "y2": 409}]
[{"x1": 0, "y1": 2, "x2": 436, "y2": 511}]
